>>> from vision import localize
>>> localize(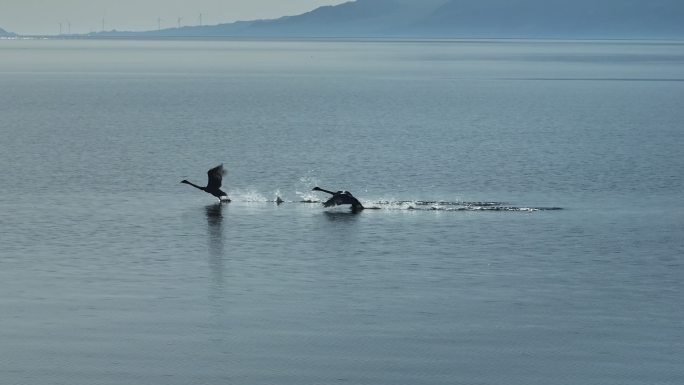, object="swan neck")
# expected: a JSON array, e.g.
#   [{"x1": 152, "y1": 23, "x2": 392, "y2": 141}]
[
  {"x1": 184, "y1": 181, "x2": 205, "y2": 191},
  {"x1": 316, "y1": 187, "x2": 335, "y2": 195}
]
